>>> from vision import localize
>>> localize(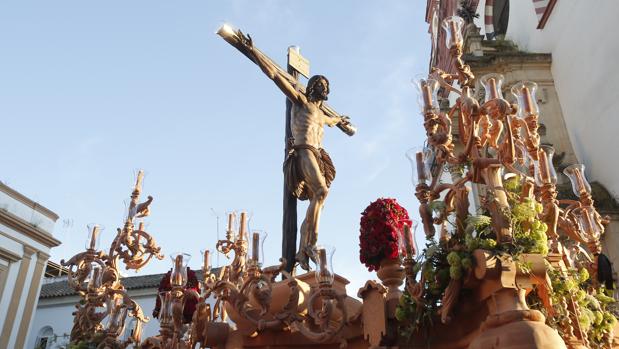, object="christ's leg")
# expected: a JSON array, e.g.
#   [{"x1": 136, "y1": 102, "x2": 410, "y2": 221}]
[{"x1": 295, "y1": 150, "x2": 328, "y2": 270}]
